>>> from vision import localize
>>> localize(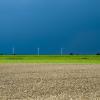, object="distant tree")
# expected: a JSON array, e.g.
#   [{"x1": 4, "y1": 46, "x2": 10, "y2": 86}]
[
  {"x1": 13, "y1": 53, "x2": 16, "y2": 55},
  {"x1": 96, "y1": 52, "x2": 100, "y2": 55},
  {"x1": 69, "y1": 53, "x2": 74, "y2": 55},
  {"x1": 0, "y1": 53, "x2": 4, "y2": 55}
]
